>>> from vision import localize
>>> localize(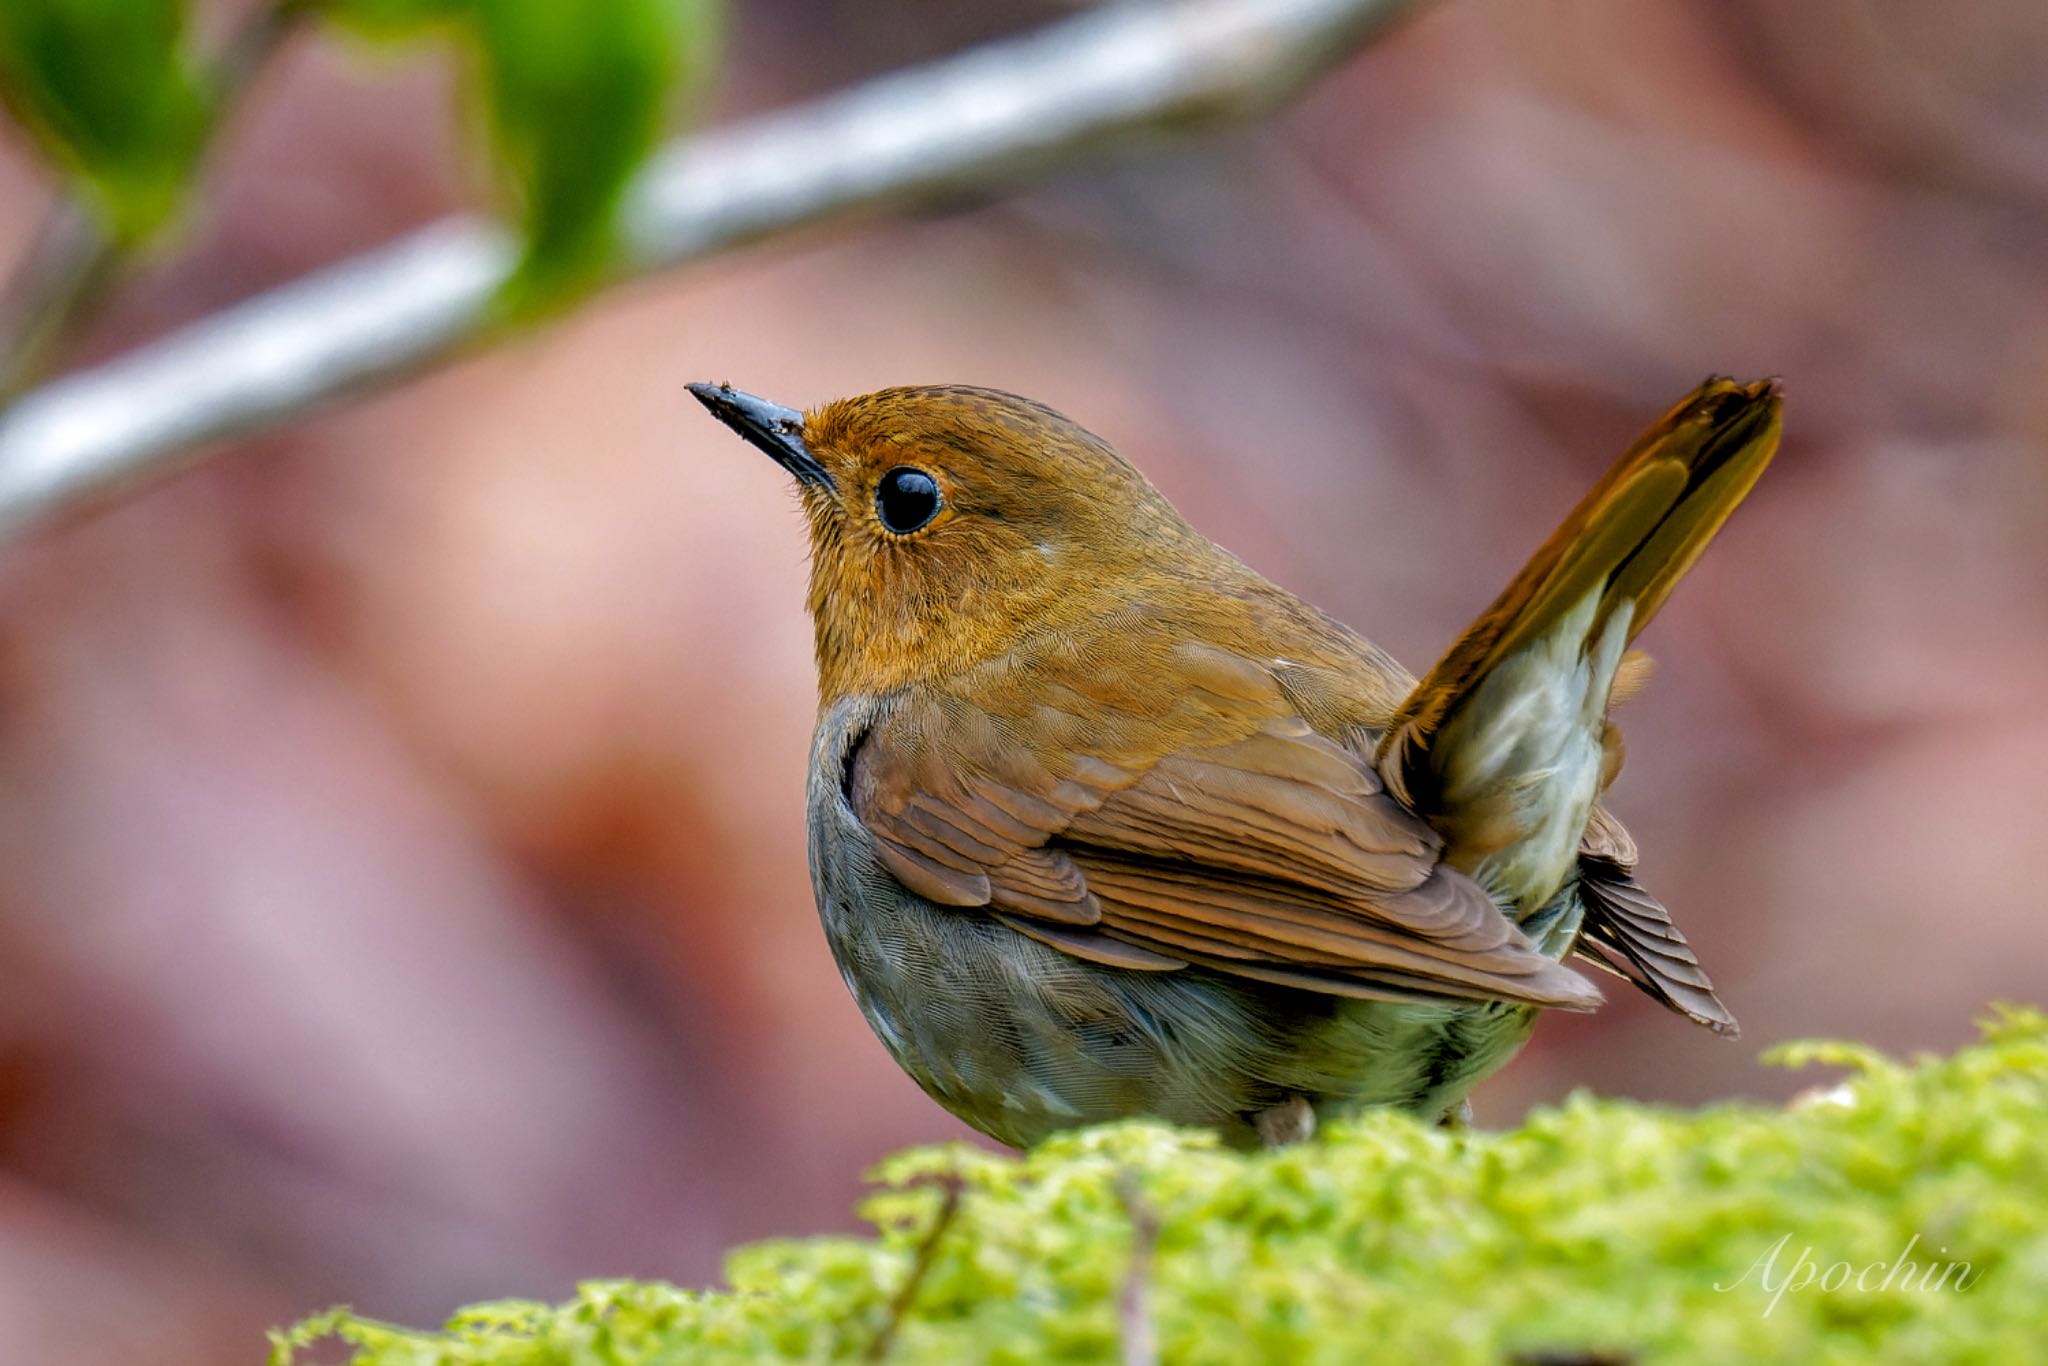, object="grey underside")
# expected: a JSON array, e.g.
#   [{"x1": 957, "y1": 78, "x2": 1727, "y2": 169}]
[{"x1": 807, "y1": 697, "x2": 1582, "y2": 1150}]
